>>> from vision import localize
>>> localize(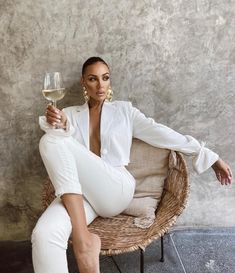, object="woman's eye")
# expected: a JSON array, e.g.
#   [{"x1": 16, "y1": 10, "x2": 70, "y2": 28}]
[
  {"x1": 88, "y1": 77, "x2": 96, "y2": 81},
  {"x1": 103, "y1": 76, "x2": 110, "y2": 81}
]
